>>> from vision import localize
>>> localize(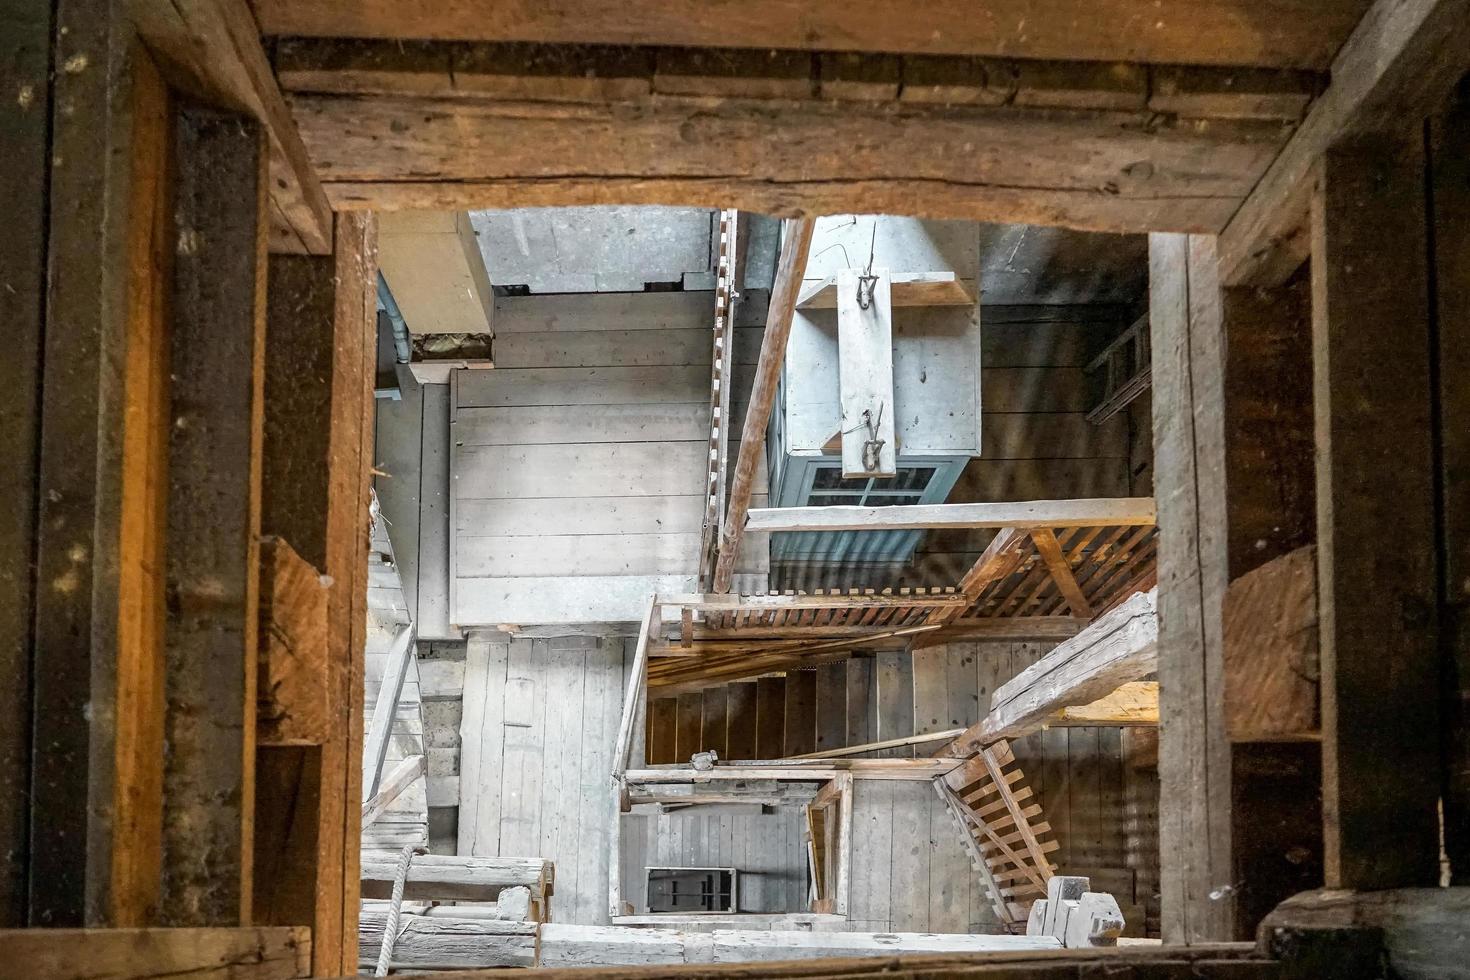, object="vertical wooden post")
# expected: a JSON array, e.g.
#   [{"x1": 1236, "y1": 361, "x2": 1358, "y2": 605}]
[
  {"x1": 0, "y1": 0, "x2": 54, "y2": 928},
  {"x1": 1311, "y1": 140, "x2": 1441, "y2": 890},
  {"x1": 1148, "y1": 232, "x2": 1235, "y2": 943},
  {"x1": 160, "y1": 105, "x2": 268, "y2": 926},
  {"x1": 1430, "y1": 88, "x2": 1470, "y2": 886},
  {"x1": 260, "y1": 214, "x2": 378, "y2": 975}
]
